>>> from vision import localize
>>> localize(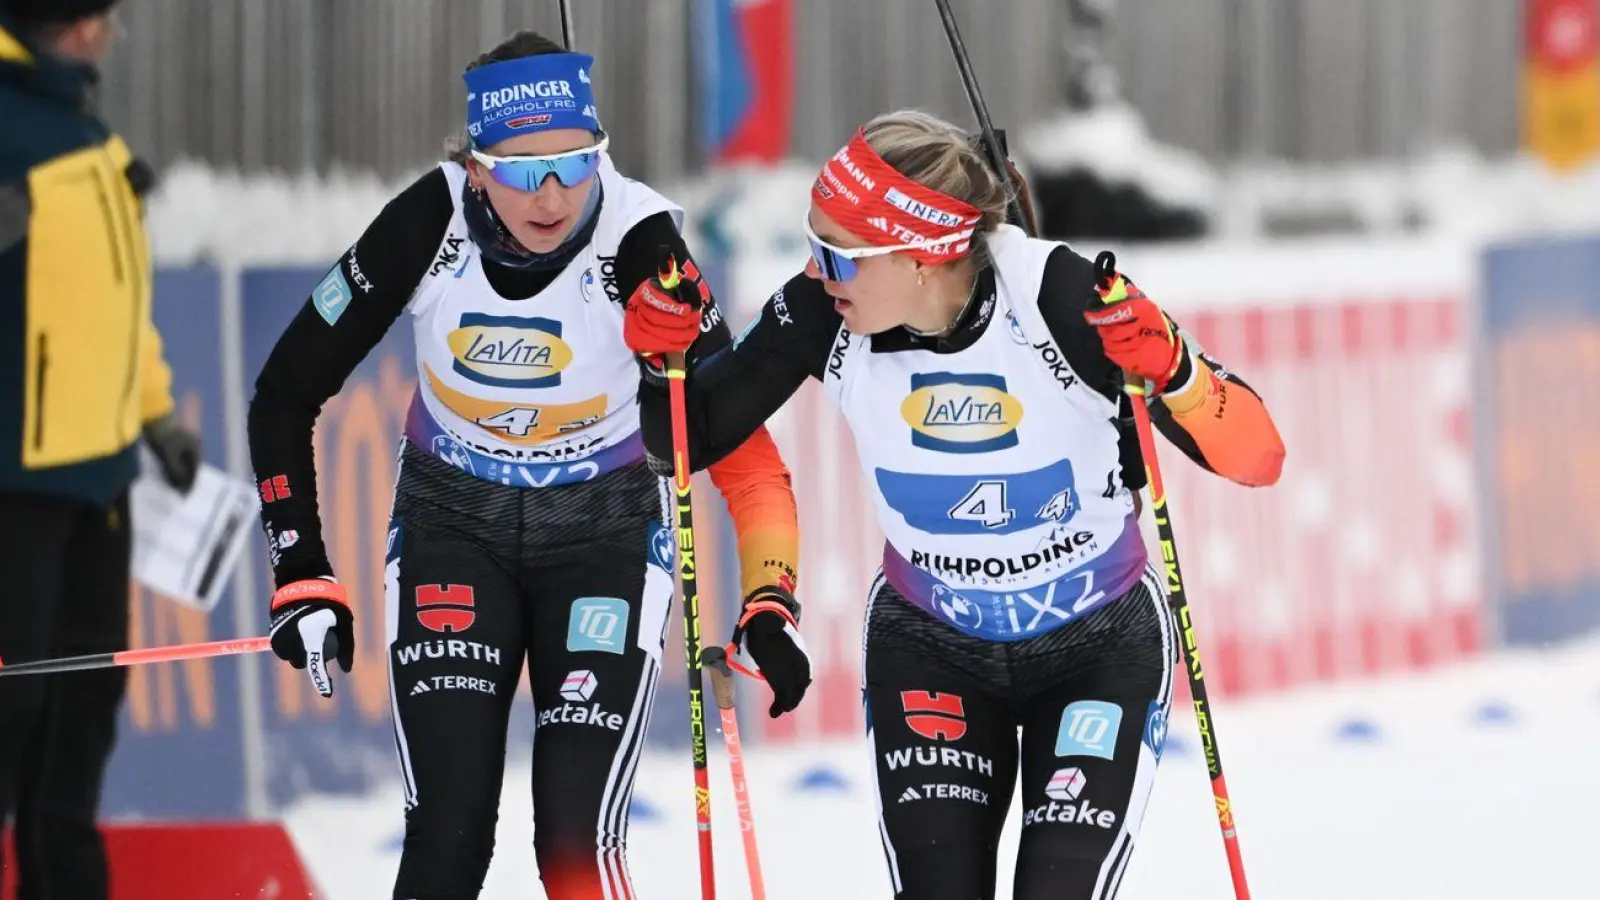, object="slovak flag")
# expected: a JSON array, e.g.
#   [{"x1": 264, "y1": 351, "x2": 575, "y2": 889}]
[{"x1": 697, "y1": 0, "x2": 793, "y2": 163}]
